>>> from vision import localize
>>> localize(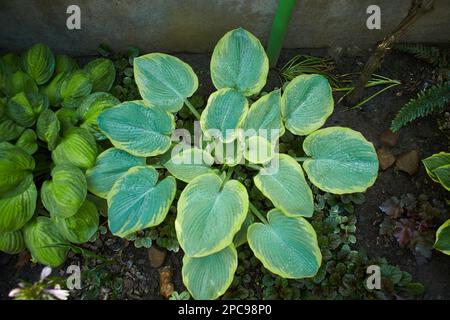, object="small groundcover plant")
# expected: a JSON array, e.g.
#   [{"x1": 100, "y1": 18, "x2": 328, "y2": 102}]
[{"x1": 89, "y1": 28, "x2": 379, "y2": 299}]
